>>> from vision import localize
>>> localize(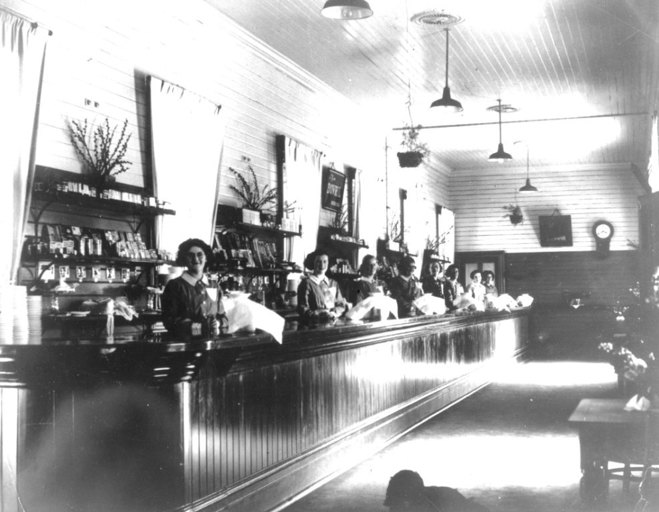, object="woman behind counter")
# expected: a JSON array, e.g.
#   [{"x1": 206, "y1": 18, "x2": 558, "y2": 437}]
[
  {"x1": 421, "y1": 260, "x2": 444, "y2": 299},
  {"x1": 388, "y1": 256, "x2": 424, "y2": 318},
  {"x1": 297, "y1": 250, "x2": 349, "y2": 324},
  {"x1": 349, "y1": 254, "x2": 386, "y2": 304},
  {"x1": 443, "y1": 264, "x2": 464, "y2": 312},
  {"x1": 162, "y1": 238, "x2": 221, "y2": 338}
]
